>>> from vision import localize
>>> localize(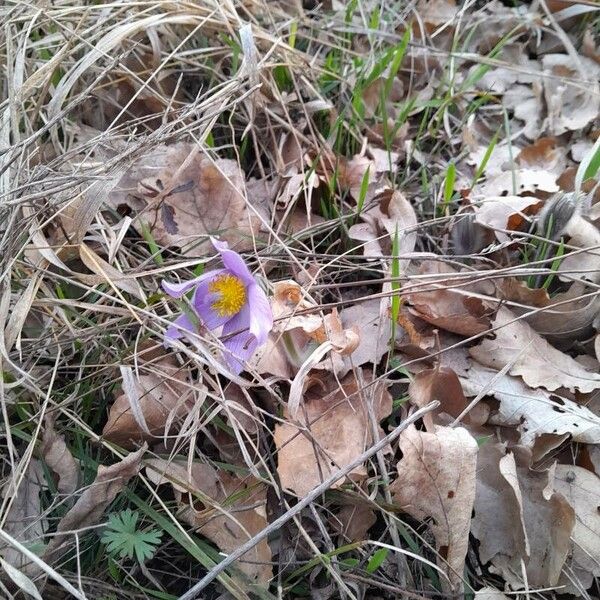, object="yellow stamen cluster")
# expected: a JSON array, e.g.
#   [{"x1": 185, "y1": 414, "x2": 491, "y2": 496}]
[{"x1": 209, "y1": 274, "x2": 247, "y2": 317}]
